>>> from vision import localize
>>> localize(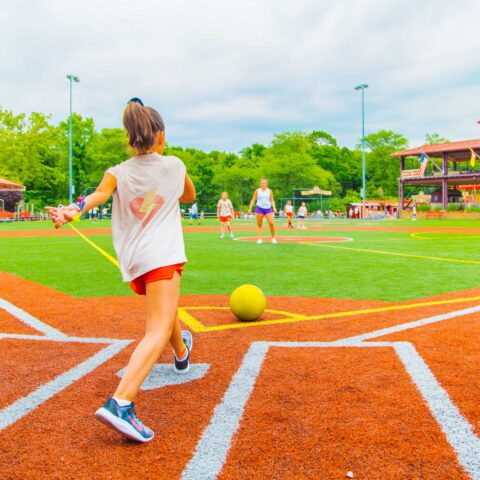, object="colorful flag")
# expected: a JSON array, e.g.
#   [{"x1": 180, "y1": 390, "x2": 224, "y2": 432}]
[{"x1": 469, "y1": 148, "x2": 476, "y2": 168}]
